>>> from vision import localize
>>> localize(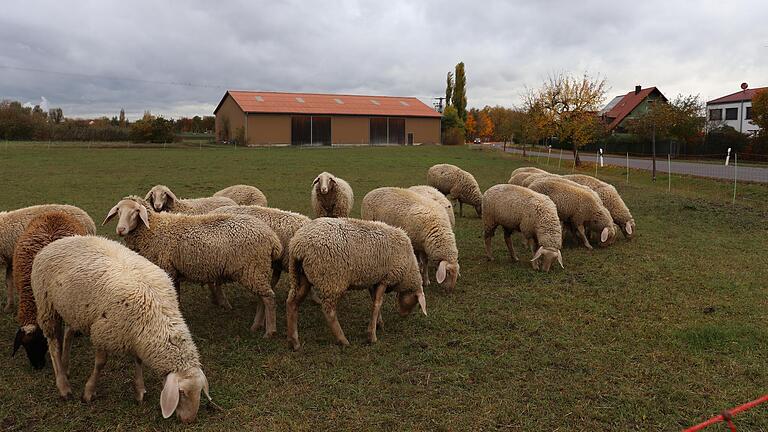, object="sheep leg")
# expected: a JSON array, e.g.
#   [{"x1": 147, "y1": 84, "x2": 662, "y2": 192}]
[
  {"x1": 61, "y1": 326, "x2": 76, "y2": 376},
  {"x1": 483, "y1": 225, "x2": 496, "y2": 261},
  {"x1": 134, "y1": 357, "x2": 146, "y2": 403},
  {"x1": 260, "y1": 294, "x2": 277, "y2": 339},
  {"x1": 271, "y1": 268, "x2": 282, "y2": 289},
  {"x1": 4, "y1": 264, "x2": 13, "y2": 313},
  {"x1": 209, "y1": 283, "x2": 233, "y2": 310},
  {"x1": 458, "y1": 201, "x2": 463, "y2": 217},
  {"x1": 367, "y1": 283, "x2": 387, "y2": 344},
  {"x1": 503, "y1": 229, "x2": 519, "y2": 262},
  {"x1": 82, "y1": 349, "x2": 108, "y2": 403},
  {"x1": 251, "y1": 298, "x2": 265, "y2": 332},
  {"x1": 528, "y1": 238, "x2": 540, "y2": 270},
  {"x1": 286, "y1": 274, "x2": 311, "y2": 351},
  {"x1": 47, "y1": 323, "x2": 72, "y2": 399},
  {"x1": 368, "y1": 286, "x2": 384, "y2": 329},
  {"x1": 418, "y1": 251, "x2": 430, "y2": 286},
  {"x1": 576, "y1": 225, "x2": 593, "y2": 250},
  {"x1": 321, "y1": 299, "x2": 350, "y2": 347}
]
